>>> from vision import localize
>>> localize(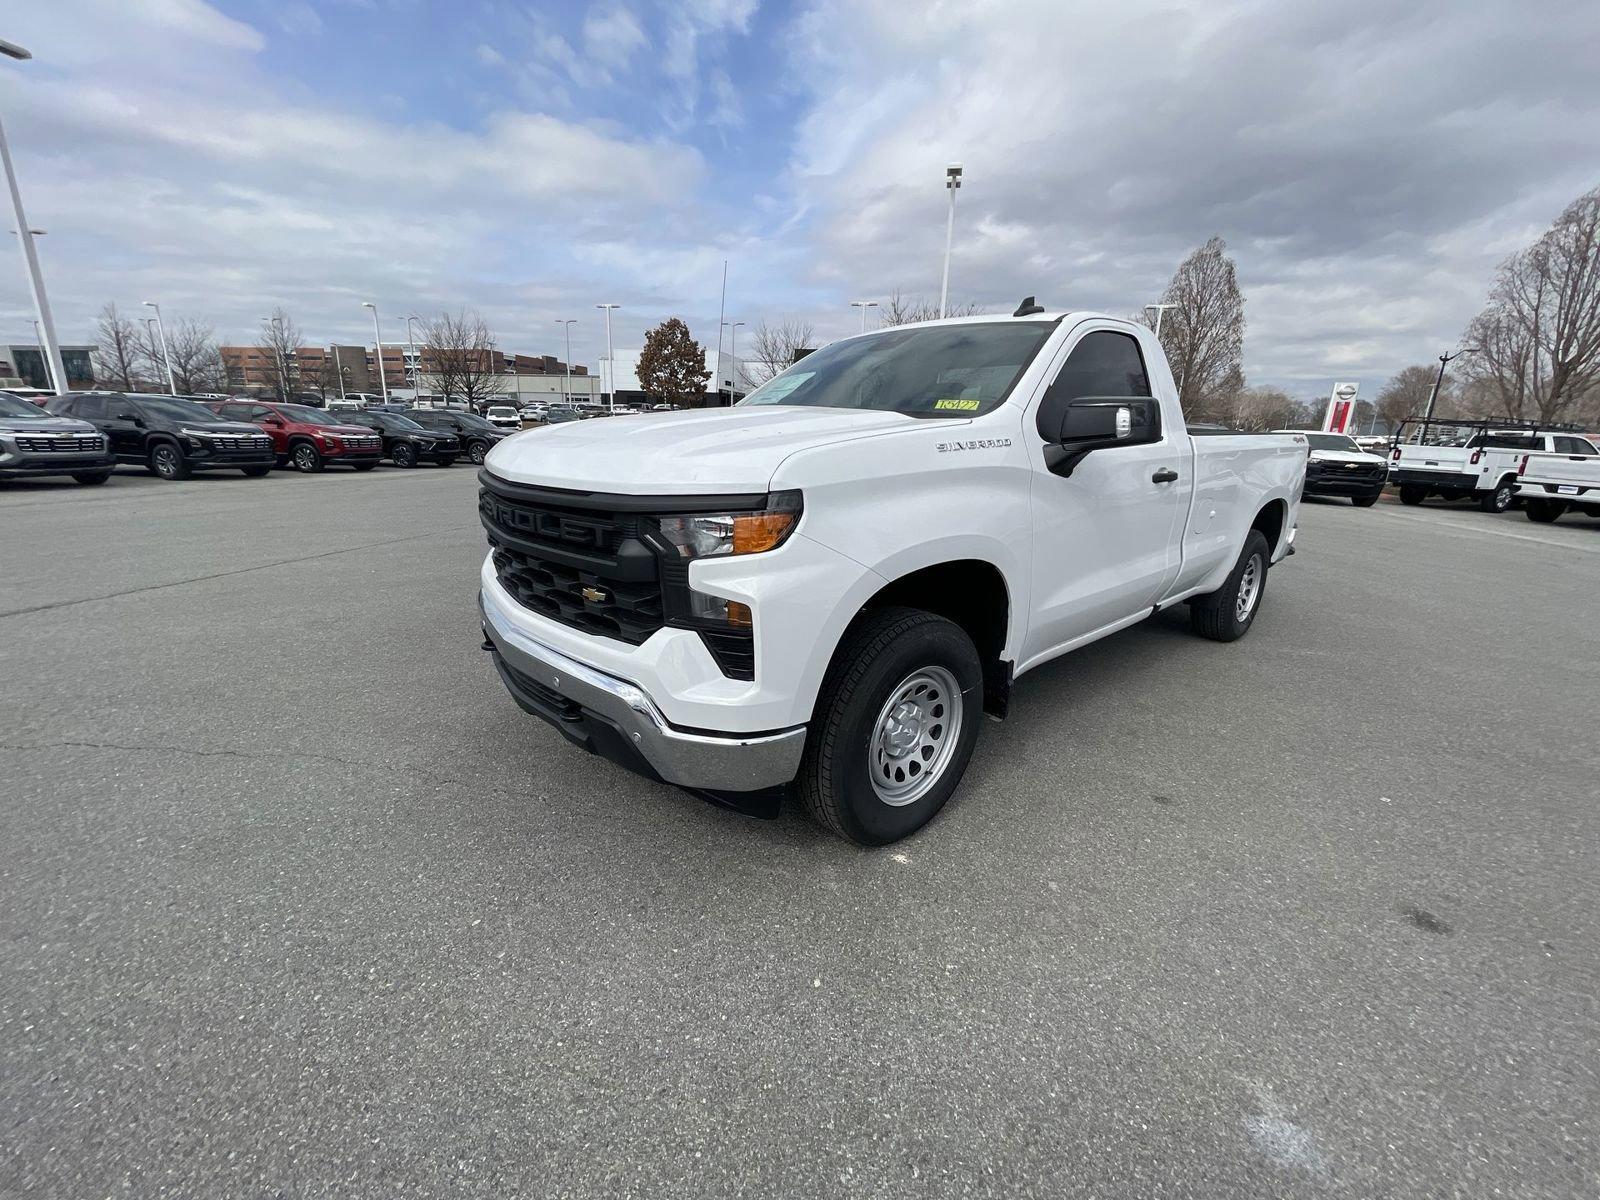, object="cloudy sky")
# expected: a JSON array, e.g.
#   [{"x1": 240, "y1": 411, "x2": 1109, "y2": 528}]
[{"x1": 1, "y1": 0, "x2": 1597, "y2": 397}]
